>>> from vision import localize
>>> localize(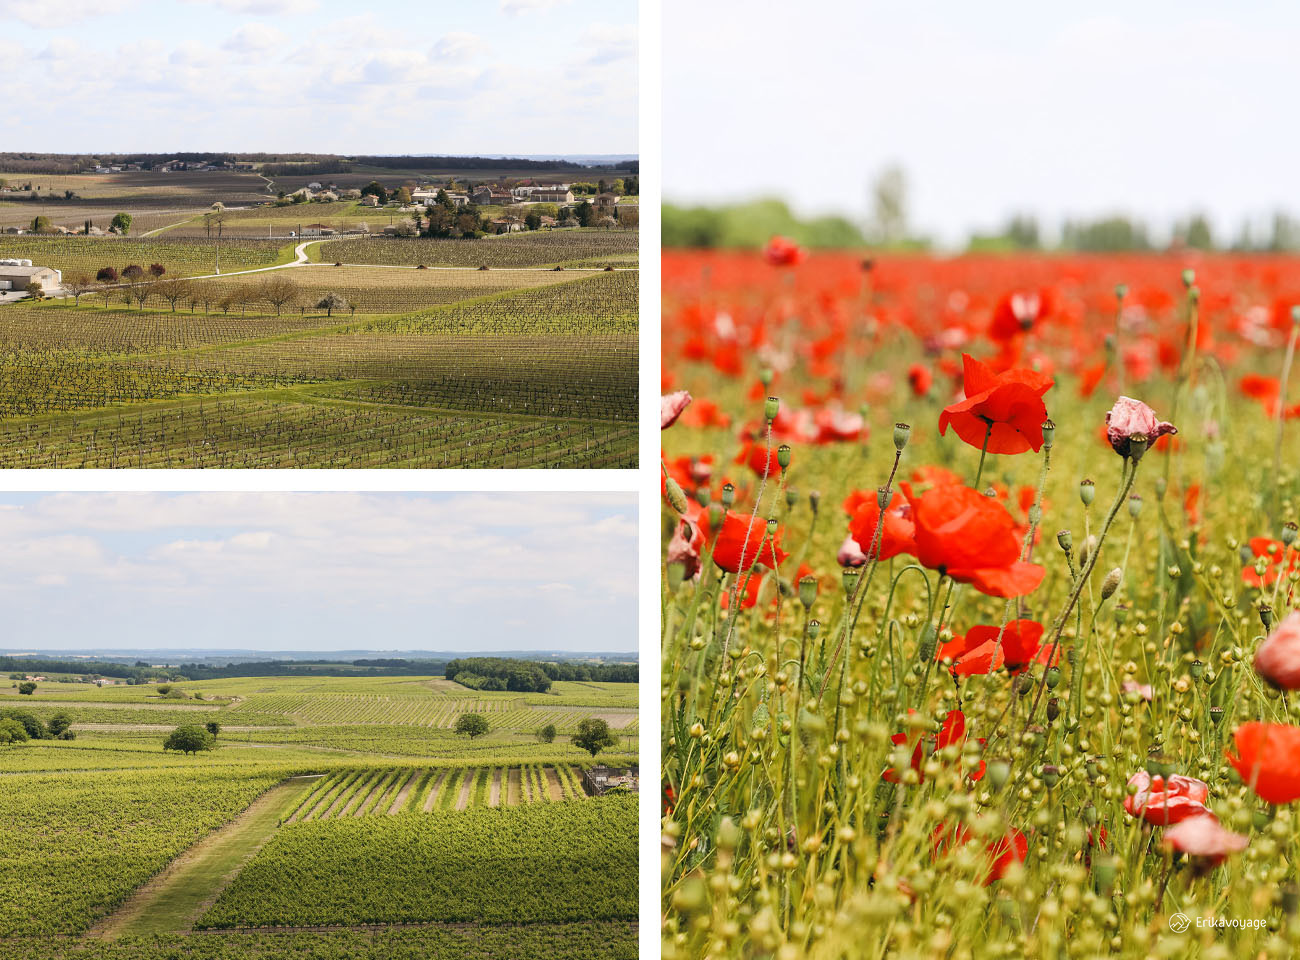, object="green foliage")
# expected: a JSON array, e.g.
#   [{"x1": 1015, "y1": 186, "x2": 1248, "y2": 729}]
[
  {"x1": 662, "y1": 198, "x2": 869, "y2": 250},
  {"x1": 453, "y1": 713, "x2": 490, "y2": 738},
  {"x1": 110, "y1": 212, "x2": 132, "y2": 235},
  {"x1": 572, "y1": 718, "x2": 617, "y2": 757},
  {"x1": 0, "y1": 717, "x2": 29, "y2": 745},
  {"x1": 162, "y1": 724, "x2": 215, "y2": 755},
  {"x1": 538, "y1": 723, "x2": 557, "y2": 743},
  {"x1": 200, "y1": 796, "x2": 637, "y2": 927},
  {"x1": 17, "y1": 681, "x2": 36, "y2": 695}
]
